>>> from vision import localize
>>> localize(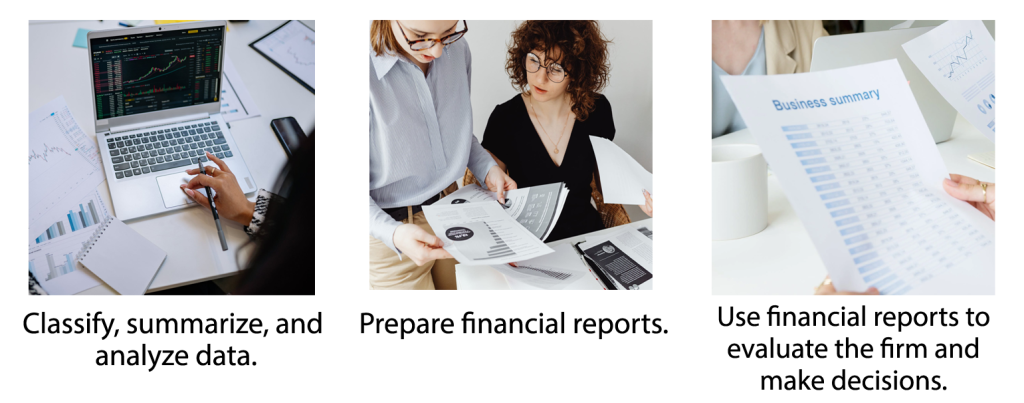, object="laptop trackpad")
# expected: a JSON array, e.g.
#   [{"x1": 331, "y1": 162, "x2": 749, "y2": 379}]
[{"x1": 156, "y1": 171, "x2": 215, "y2": 209}]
